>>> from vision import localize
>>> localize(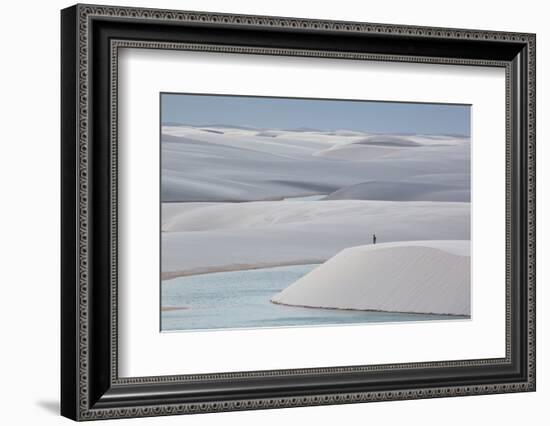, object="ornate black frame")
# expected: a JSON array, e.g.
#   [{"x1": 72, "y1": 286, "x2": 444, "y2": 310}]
[{"x1": 61, "y1": 4, "x2": 536, "y2": 421}]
